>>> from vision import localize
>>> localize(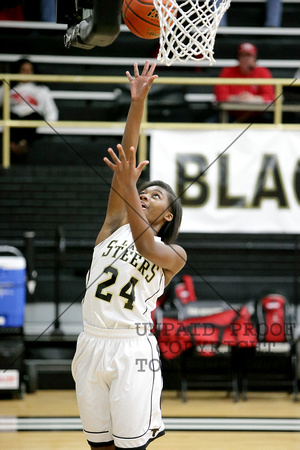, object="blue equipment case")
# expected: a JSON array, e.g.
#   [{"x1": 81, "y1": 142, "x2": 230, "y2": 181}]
[
  {"x1": 0, "y1": 246, "x2": 26, "y2": 328},
  {"x1": 0, "y1": 246, "x2": 26, "y2": 398}
]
